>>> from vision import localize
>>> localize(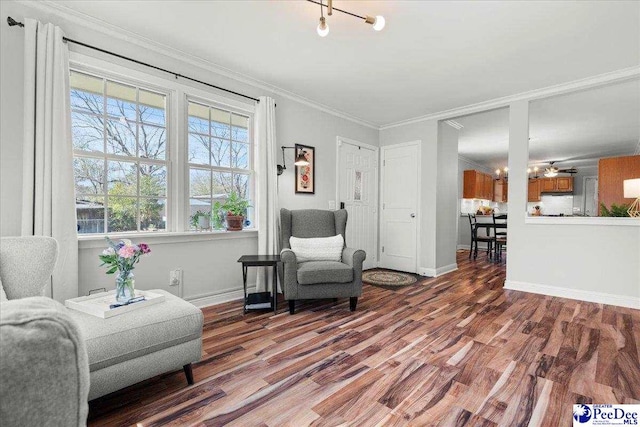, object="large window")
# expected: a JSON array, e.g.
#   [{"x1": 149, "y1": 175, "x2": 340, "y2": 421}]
[
  {"x1": 70, "y1": 71, "x2": 168, "y2": 234},
  {"x1": 187, "y1": 101, "x2": 252, "y2": 229}
]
